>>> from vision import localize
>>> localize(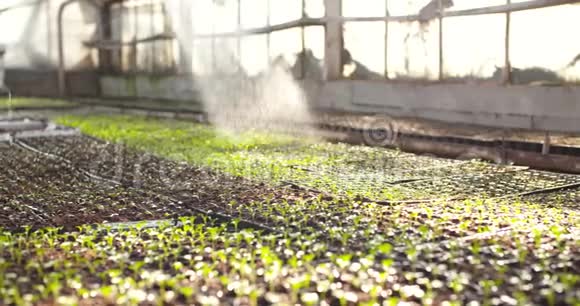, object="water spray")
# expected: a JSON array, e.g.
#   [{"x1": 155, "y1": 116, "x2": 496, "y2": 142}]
[{"x1": 168, "y1": 1, "x2": 313, "y2": 136}]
